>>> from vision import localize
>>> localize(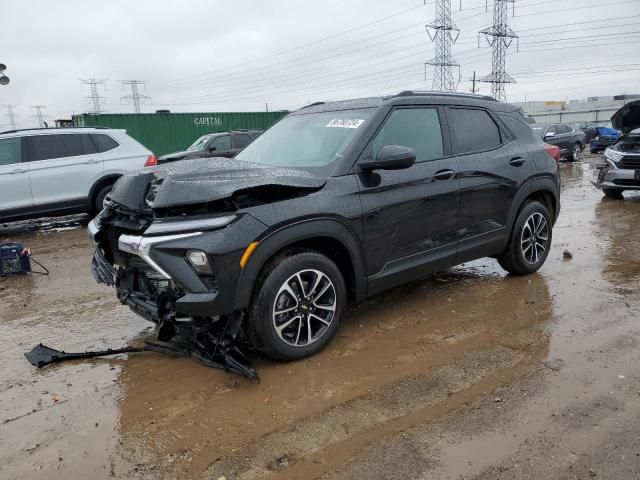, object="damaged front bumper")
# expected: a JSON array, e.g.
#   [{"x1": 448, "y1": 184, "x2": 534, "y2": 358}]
[
  {"x1": 591, "y1": 161, "x2": 640, "y2": 191},
  {"x1": 88, "y1": 209, "x2": 267, "y2": 323}
]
